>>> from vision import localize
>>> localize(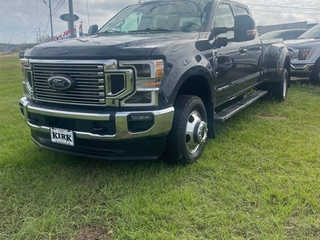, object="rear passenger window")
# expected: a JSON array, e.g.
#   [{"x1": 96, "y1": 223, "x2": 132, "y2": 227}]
[
  {"x1": 235, "y1": 6, "x2": 249, "y2": 15},
  {"x1": 280, "y1": 32, "x2": 293, "y2": 40}
]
